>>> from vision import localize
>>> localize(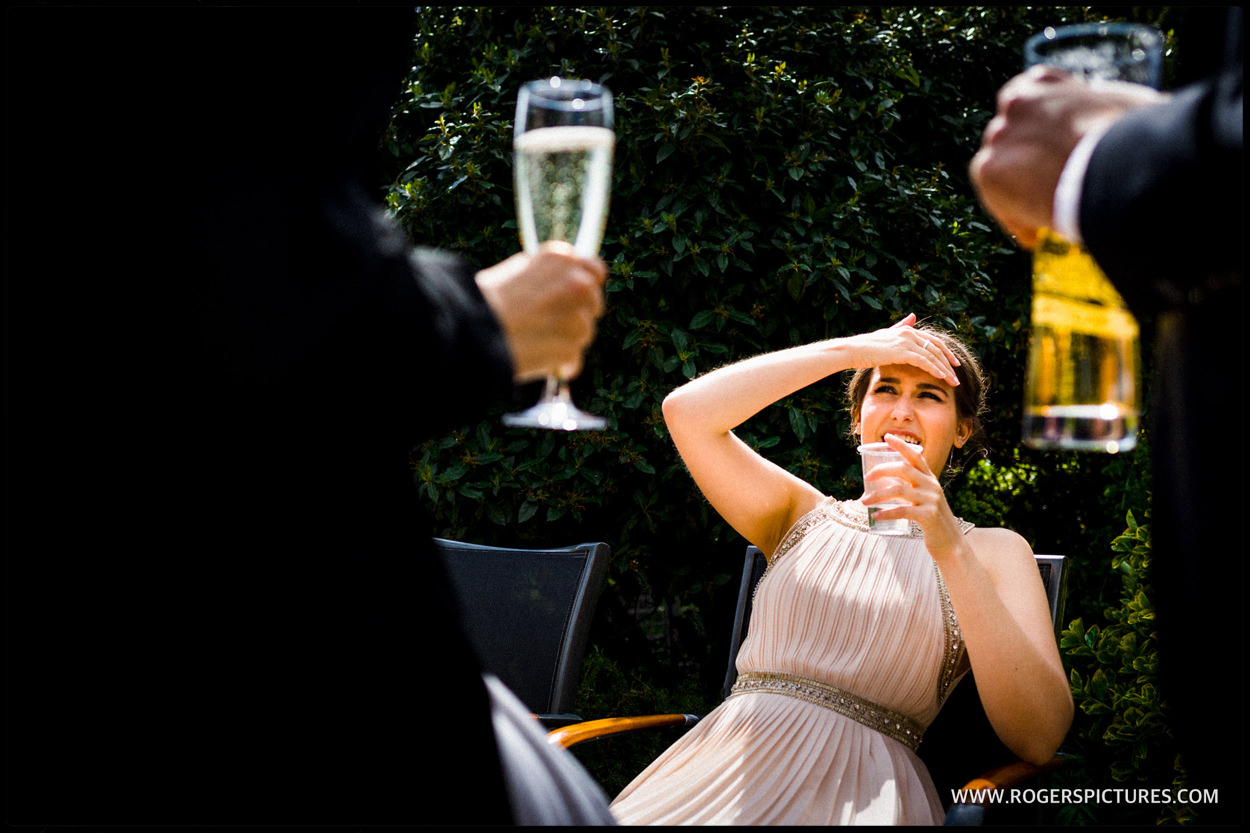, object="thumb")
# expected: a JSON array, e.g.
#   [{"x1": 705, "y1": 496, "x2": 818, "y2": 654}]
[{"x1": 1005, "y1": 220, "x2": 1040, "y2": 251}]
